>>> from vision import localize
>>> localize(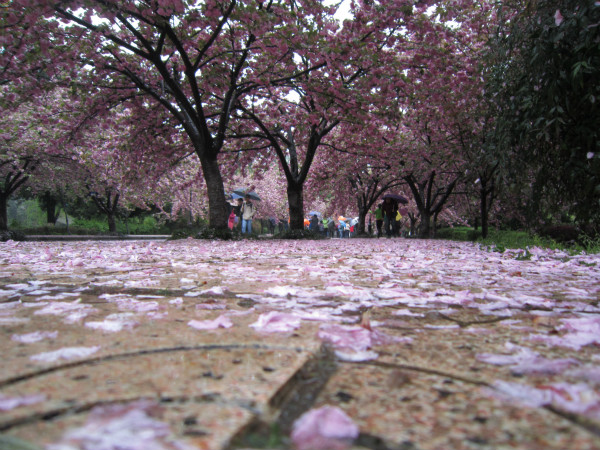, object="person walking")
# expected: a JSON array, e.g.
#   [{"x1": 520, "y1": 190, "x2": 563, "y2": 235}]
[
  {"x1": 327, "y1": 218, "x2": 335, "y2": 238},
  {"x1": 381, "y1": 198, "x2": 398, "y2": 238},
  {"x1": 233, "y1": 198, "x2": 243, "y2": 230},
  {"x1": 374, "y1": 204, "x2": 383, "y2": 237},
  {"x1": 309, "y1": 214, "x2": 319, "y2": 232},
  {"x1": 241, "y1": 196, "x2": 255, "y2": 235}
]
